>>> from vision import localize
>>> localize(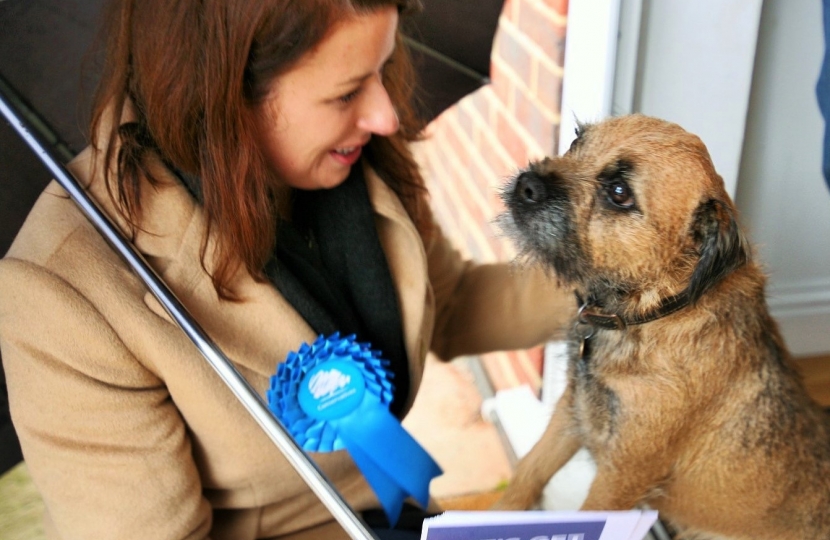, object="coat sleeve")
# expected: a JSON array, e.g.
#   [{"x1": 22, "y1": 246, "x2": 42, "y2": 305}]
[
  {"x1": 422, "y1": 215, "x2": 576, "y2": 362},
  {"x1": 0, "y1": 258, "x2": 213, "y2": 540}
]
